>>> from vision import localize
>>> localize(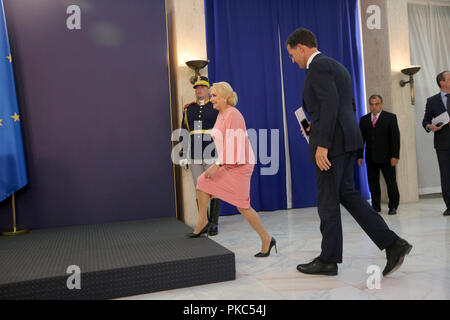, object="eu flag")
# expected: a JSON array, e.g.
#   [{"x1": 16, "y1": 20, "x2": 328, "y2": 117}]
[{"x1": 0, "y1": 0, "x2": 27, "y2": 202}]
